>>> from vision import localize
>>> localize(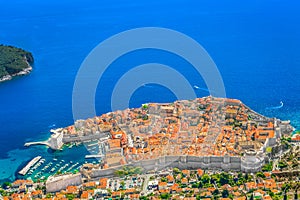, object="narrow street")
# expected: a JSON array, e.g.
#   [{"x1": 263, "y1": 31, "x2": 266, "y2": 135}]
[{"x1": 142, "y1": 174, "x2": 155, "y2": 195}]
